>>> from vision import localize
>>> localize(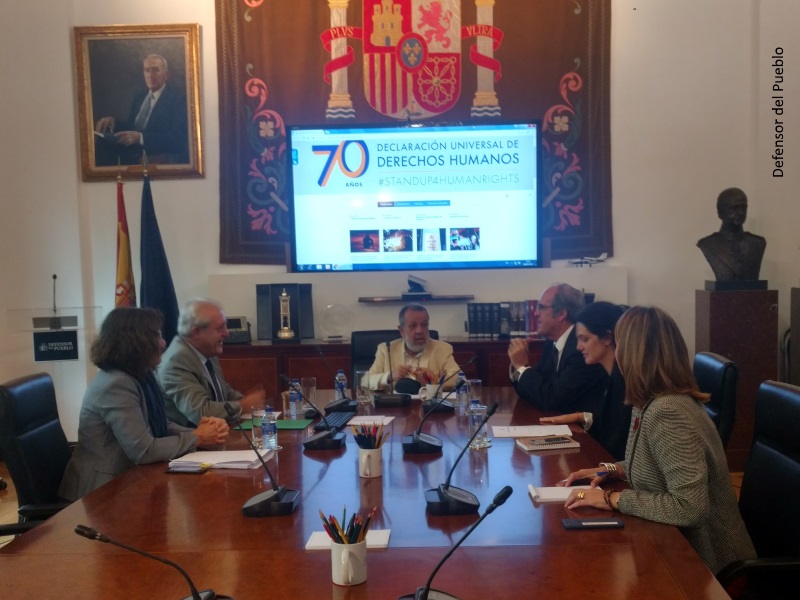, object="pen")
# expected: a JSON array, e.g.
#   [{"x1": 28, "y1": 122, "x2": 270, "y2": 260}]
[{"x1": 596, "y1": 471, "x2": 608, "y2": 477}]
